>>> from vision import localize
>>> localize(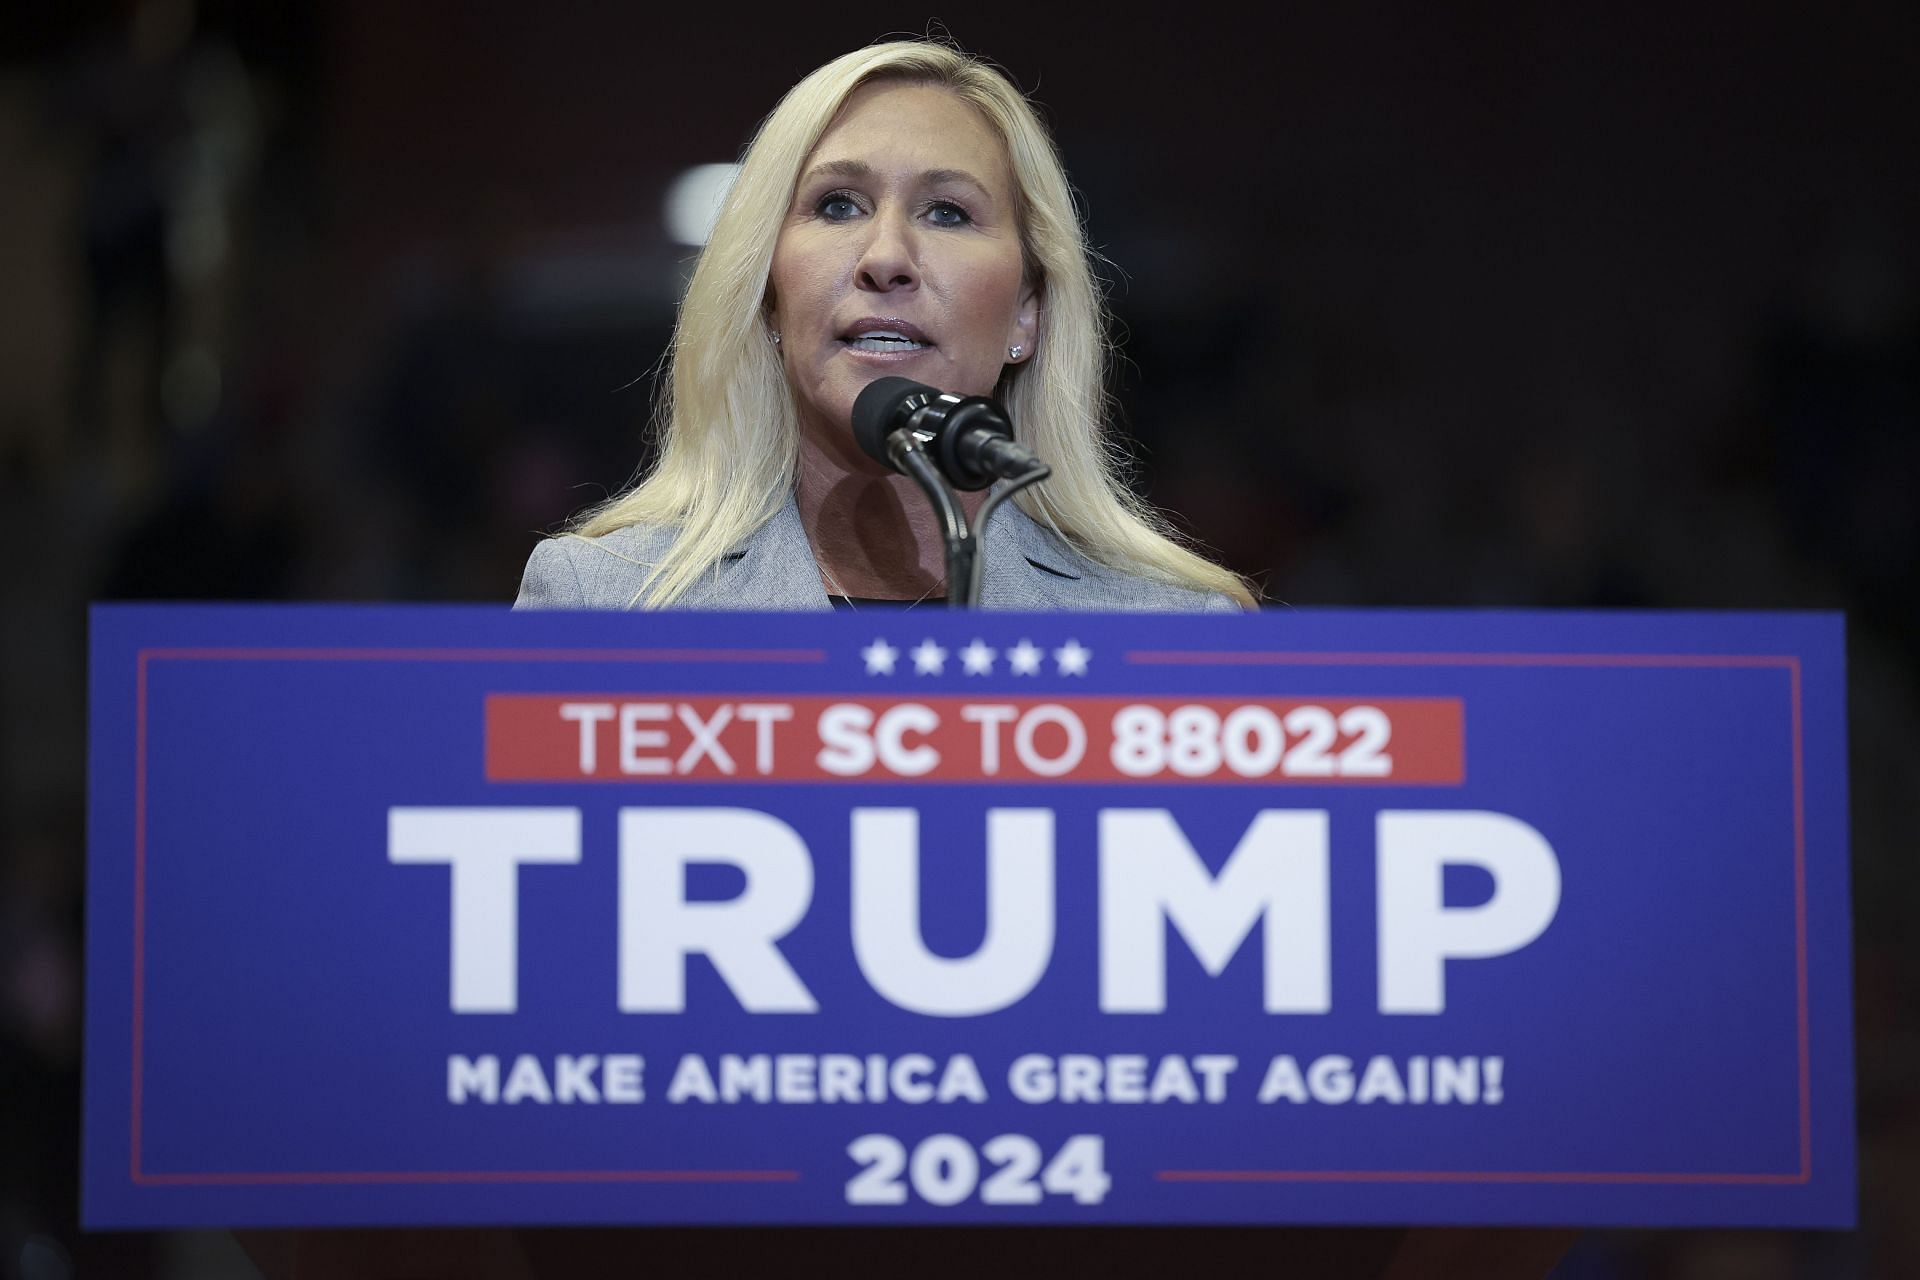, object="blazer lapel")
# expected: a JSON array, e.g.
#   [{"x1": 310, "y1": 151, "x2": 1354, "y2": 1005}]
[{"x1": 979, "y1": 504, "x2": 1086, "y2": 610}]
